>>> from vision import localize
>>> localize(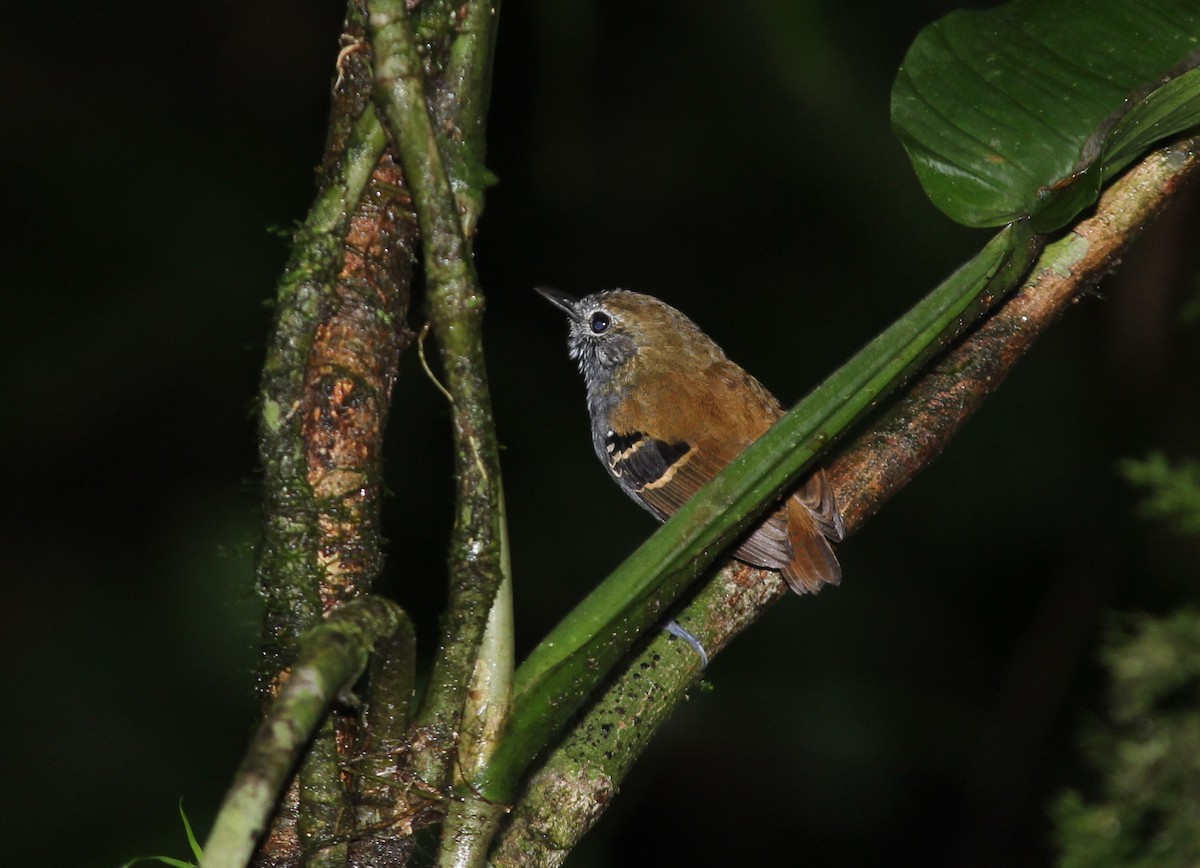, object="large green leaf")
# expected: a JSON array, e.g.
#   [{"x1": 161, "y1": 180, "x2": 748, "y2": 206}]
[{"x1": 892, "y1": 0, "x2": 1200, "y2": 231}]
